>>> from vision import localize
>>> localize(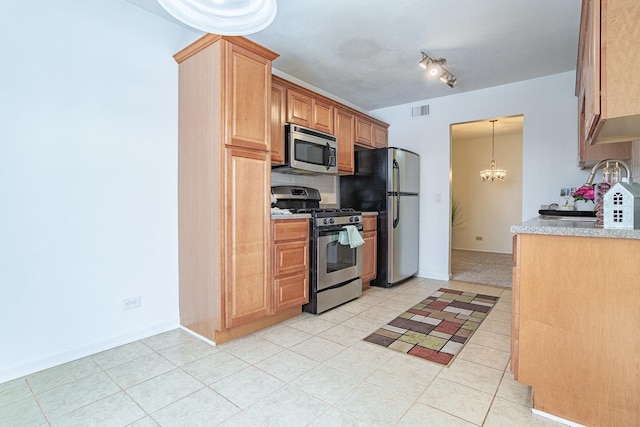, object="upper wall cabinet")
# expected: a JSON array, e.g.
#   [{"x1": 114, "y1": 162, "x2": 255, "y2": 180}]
[
  {"x1": 271, "y1": 76, "x2": 389, "y2": 172},
  {"x1": 286, "y1": 88, "x2": 312, "y2": 128},
  {"x1": 355, "y1": 115, "x2": 388, "y2": 149},
  {"x1": 311, "y1": 98, "x2": 334, "y2": 135},
  {"x1": 576, "y1": 0, "x2": 639, "y2": 165},
  {"x1": 373, "y1": 123, "x2": 388, "y2": 148},
  {"x1": 286, "y1": 88, "x2": 334, "y2": 134},
  {"x1": 270, "y1": 79, "x2": 287, "y2": 165},
  {"x1": 334, "y1": 107, "x2": 355, "y2": 174}
]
